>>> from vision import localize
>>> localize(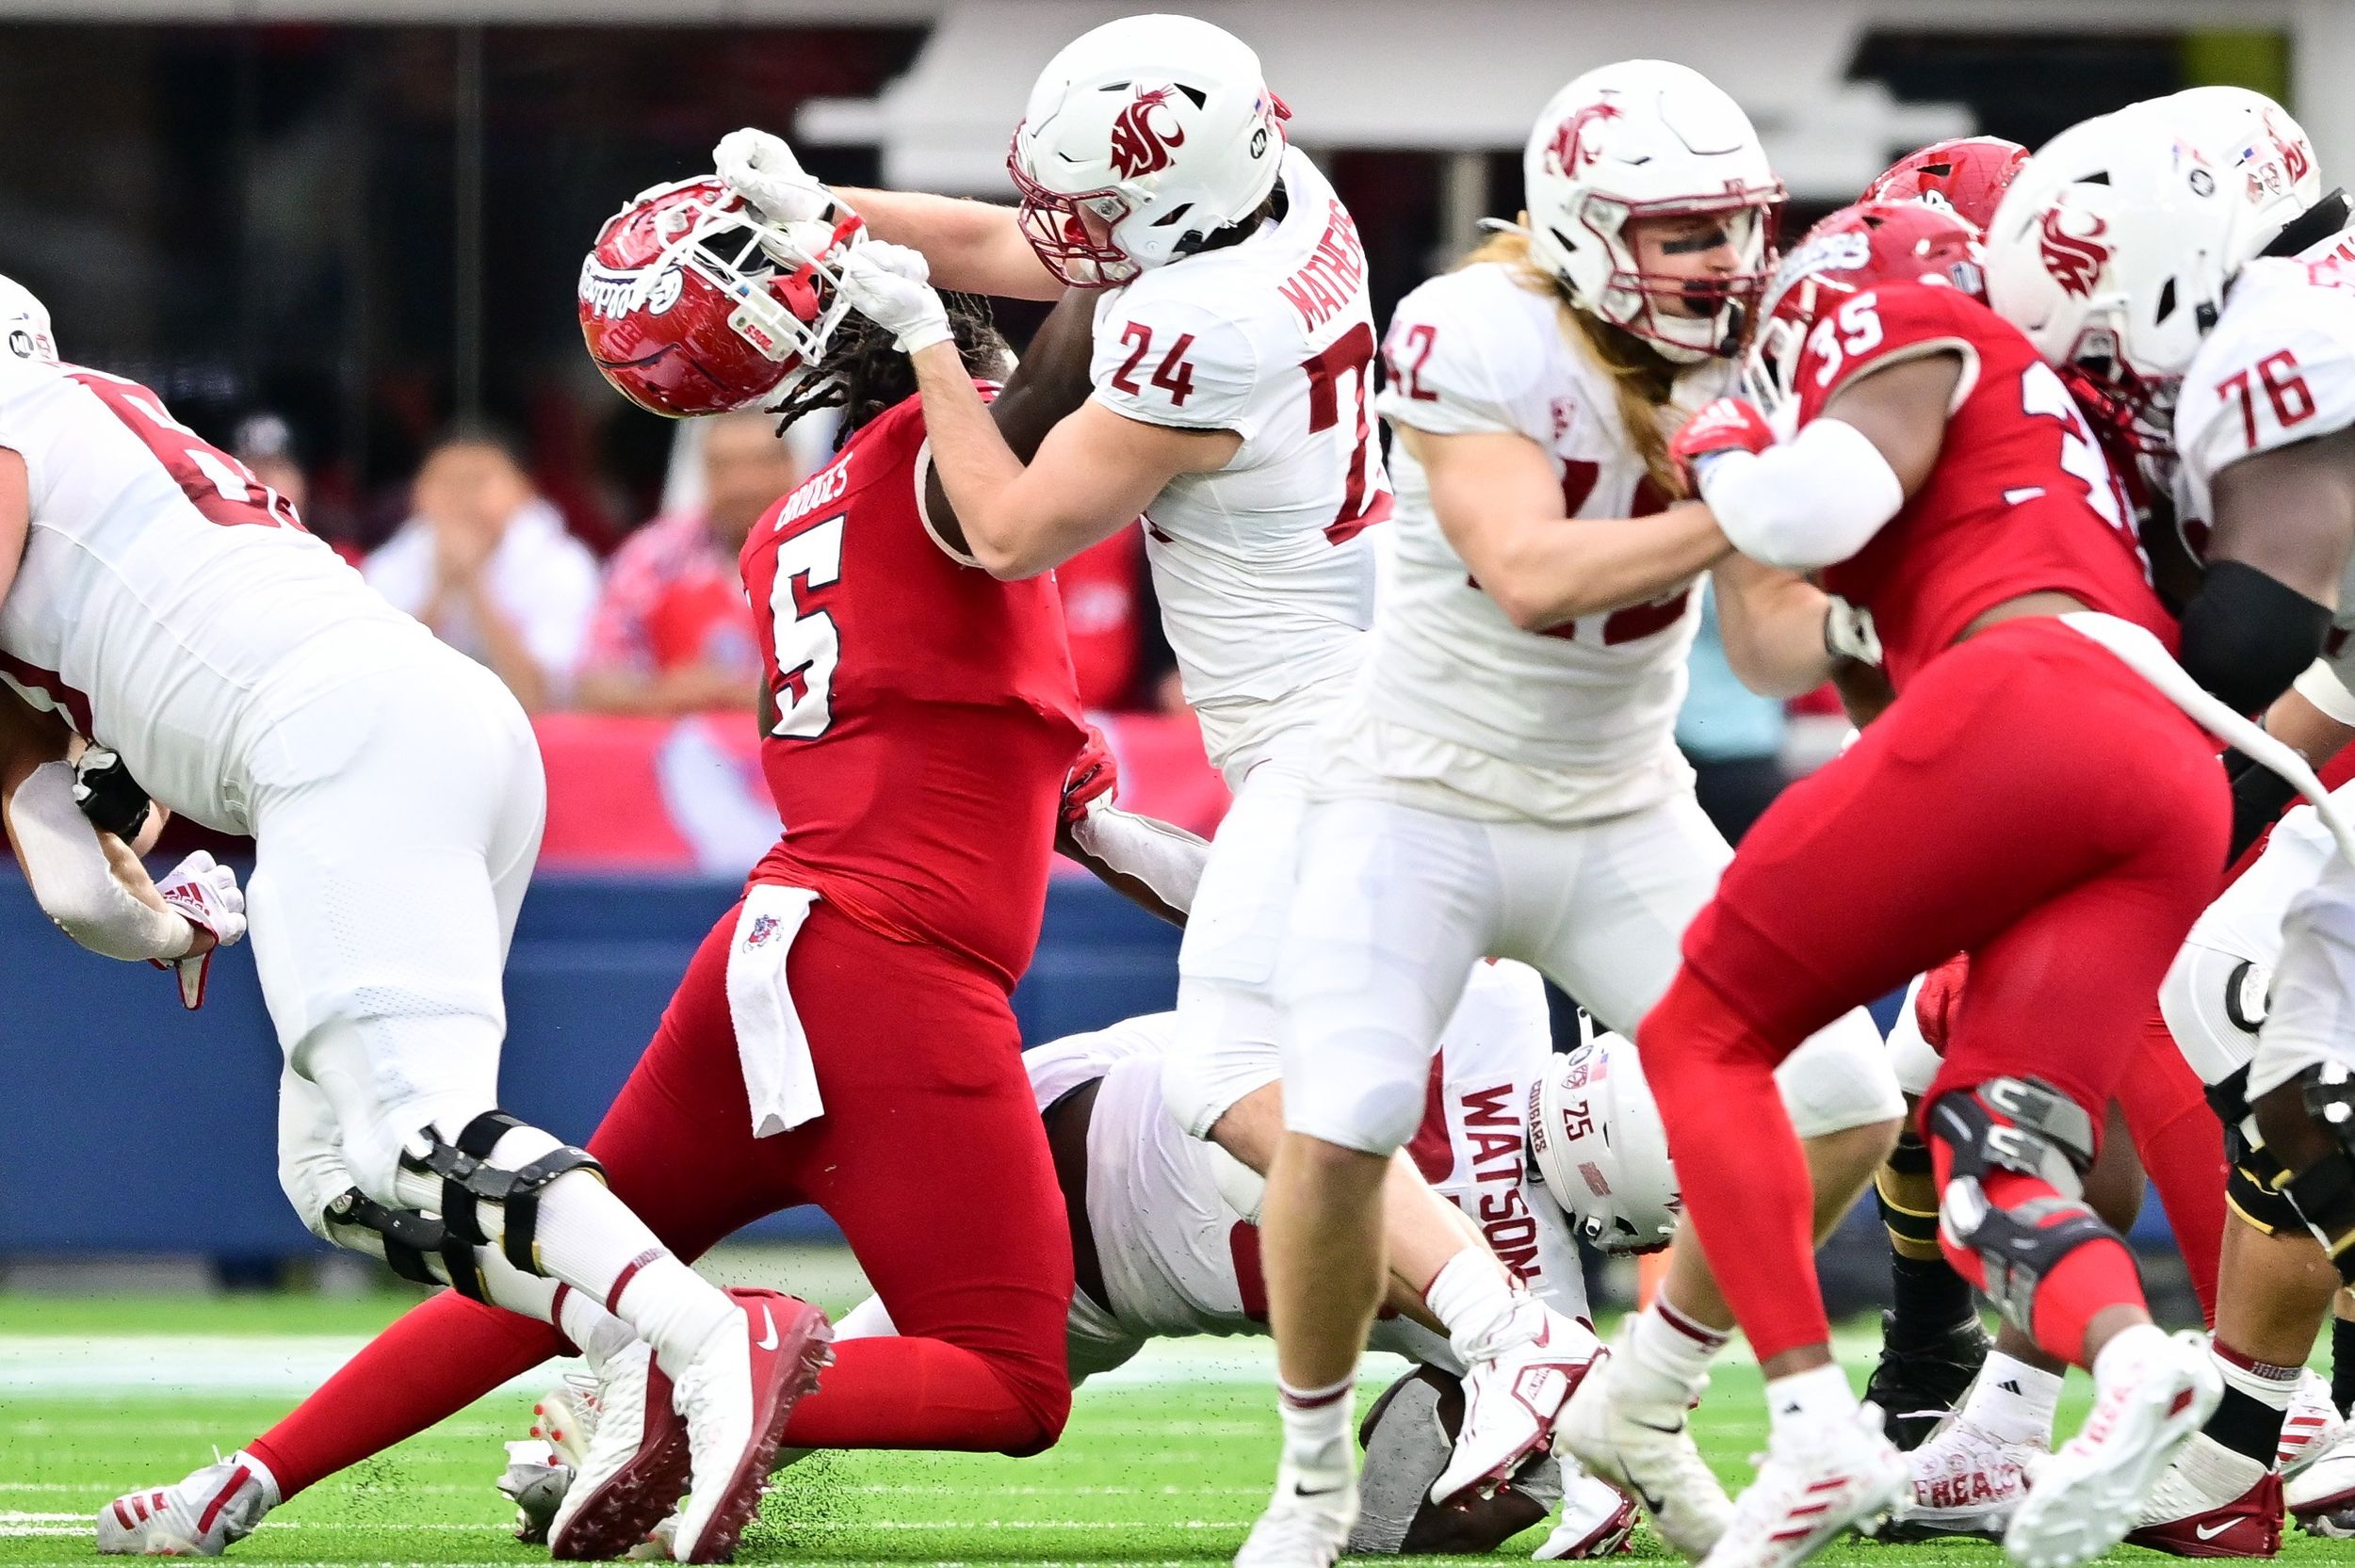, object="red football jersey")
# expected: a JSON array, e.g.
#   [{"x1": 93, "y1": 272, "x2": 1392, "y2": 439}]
[
  {"x1": 1793, "y1": 281, "x2": 2171, "y2": 689},
  {"x1": 739, "y1": 392, "x2": 1086, "y2": 992}
]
